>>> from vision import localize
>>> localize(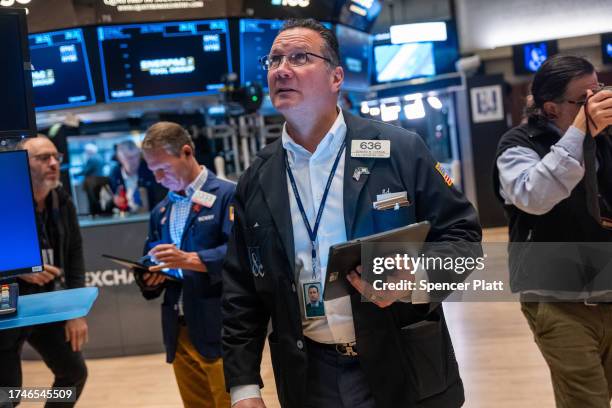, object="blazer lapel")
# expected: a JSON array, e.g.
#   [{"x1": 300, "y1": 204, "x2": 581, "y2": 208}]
[
  {"x1": 342, "y1": 111, "x2": 381, "y2": 240},
  {"x1": 258, "y1": 142, "x2": 295, "y2": 275},
  {"x1": 179, "y1": 173, "x2": 220, "y2": 249},
  {"x1": 160, "y1": 201, "x2": 173, "y2": 244}
]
